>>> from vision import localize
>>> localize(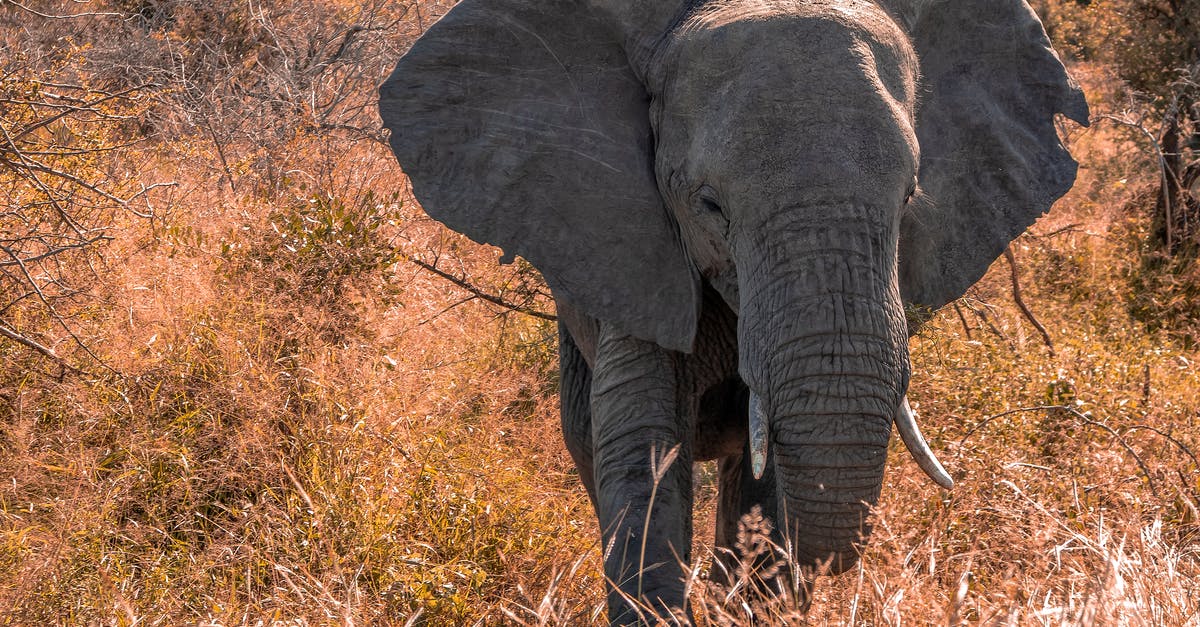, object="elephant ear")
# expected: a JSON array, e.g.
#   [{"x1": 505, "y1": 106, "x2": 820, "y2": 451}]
[
  {"x1": 897, "y1": 0, "x2": 1089, "y2": 314},
  {"x1": 378, "y1": 0, "x2": 699, "y2": 352}
]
